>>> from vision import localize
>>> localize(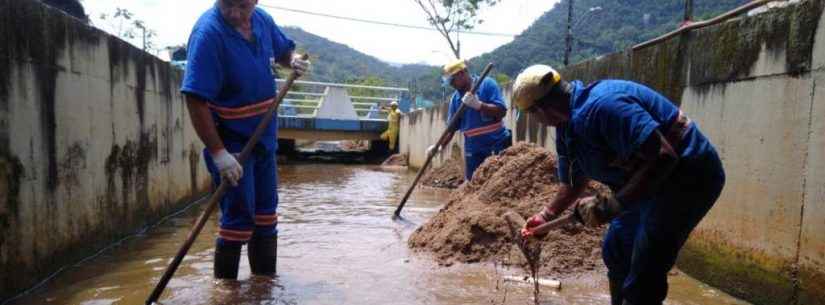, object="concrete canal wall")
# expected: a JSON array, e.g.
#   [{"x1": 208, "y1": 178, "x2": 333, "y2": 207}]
[
  {"x1": 401, "y1": 1, "x2": 825, "y2": 304},
  {"x1": 0, "y1": 0, "x2": 210, "y2": 300},
  {"x1": 399, "y1": 102, "x2": 465, "y2": 170}
]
